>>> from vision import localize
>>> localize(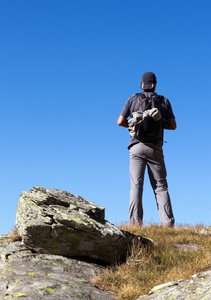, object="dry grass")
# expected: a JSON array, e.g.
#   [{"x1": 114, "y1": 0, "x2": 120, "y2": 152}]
[
  {"x1": 8, "y1": 226, "x2": 22, "y2": 242},
  {"x1": 93, "y1": 224, "x2": 211, "y2": 300}
]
